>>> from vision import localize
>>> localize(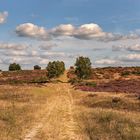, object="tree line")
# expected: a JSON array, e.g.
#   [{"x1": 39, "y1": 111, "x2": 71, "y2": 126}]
[{"x1": 7, "y1": 56, "x2": 92, "y2": 79}]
